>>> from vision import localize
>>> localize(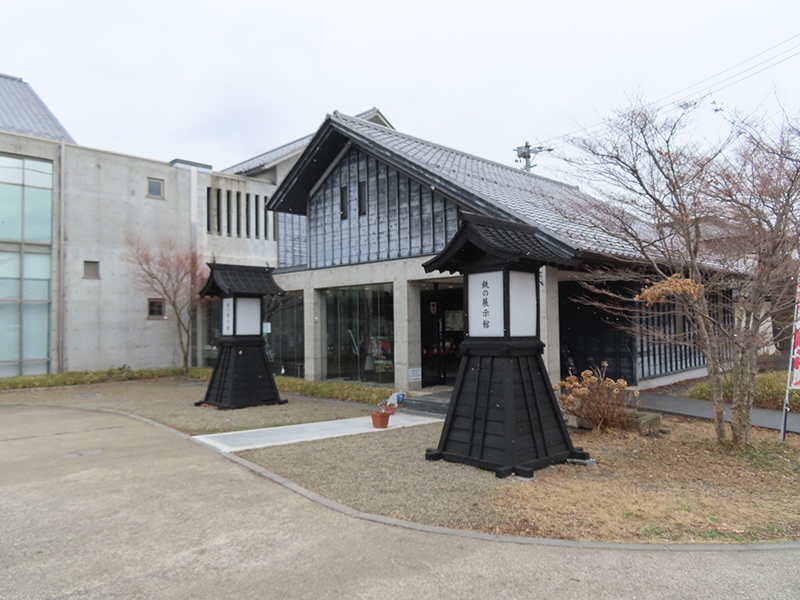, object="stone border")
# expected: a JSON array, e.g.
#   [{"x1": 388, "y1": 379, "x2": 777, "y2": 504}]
[{"x1": 7, "y1": 401, "x2": 800, "y2": 552}]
